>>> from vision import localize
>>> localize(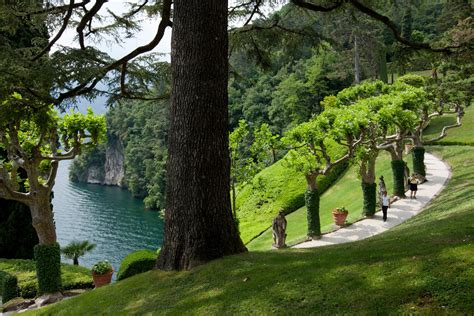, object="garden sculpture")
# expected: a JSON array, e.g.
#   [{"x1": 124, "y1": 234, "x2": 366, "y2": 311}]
[{"x1": 272, "y1": 210, "x2": 287, "y2": 248}]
